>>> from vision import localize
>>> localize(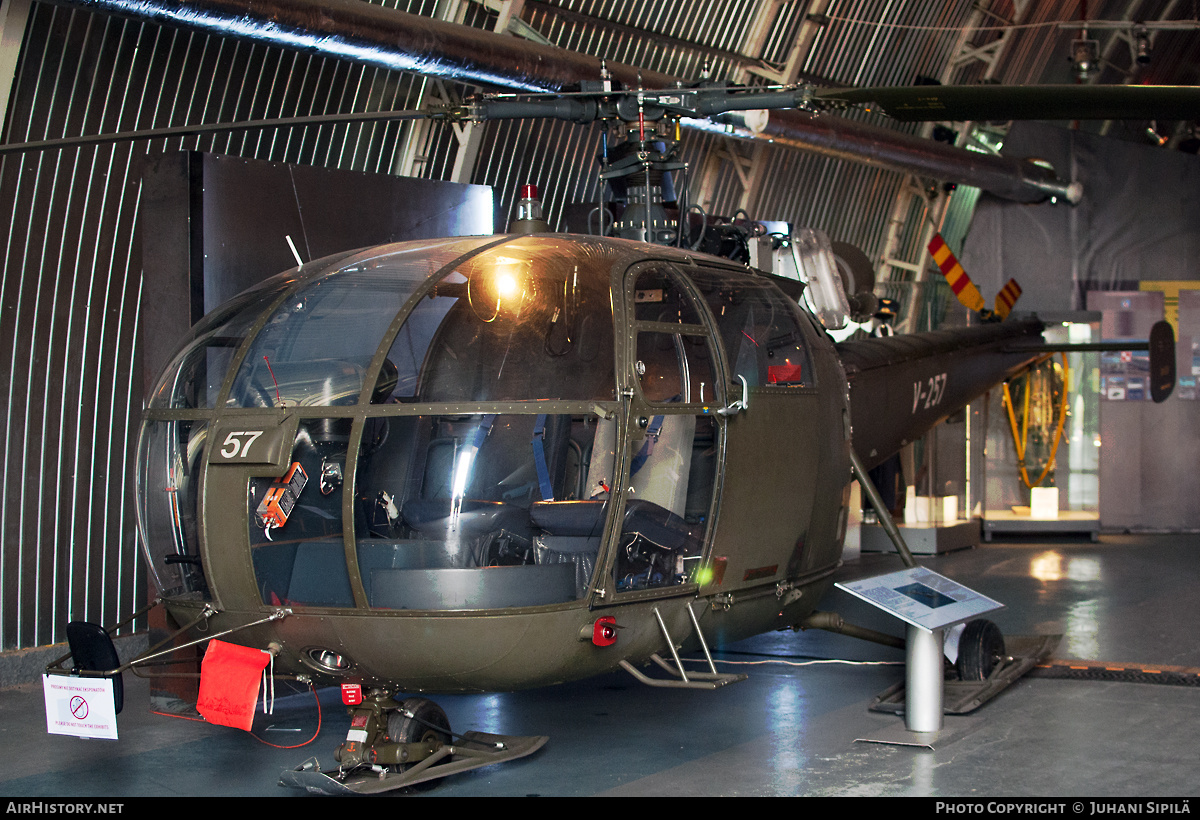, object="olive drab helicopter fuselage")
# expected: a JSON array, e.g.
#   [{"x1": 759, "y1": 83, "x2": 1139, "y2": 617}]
[
  {"x1": 133, "y1": 225, "x2": 1058, "y2": 795},
  {"x1": 118, "y1": 73, "x2": 1109, "y2": 793},
  {"x1": 104, "y1": 66, "x2": 1194, "y2": 795},
  {"x1": 139, "y1": 232, "x2": 863, "y2": 693}
]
